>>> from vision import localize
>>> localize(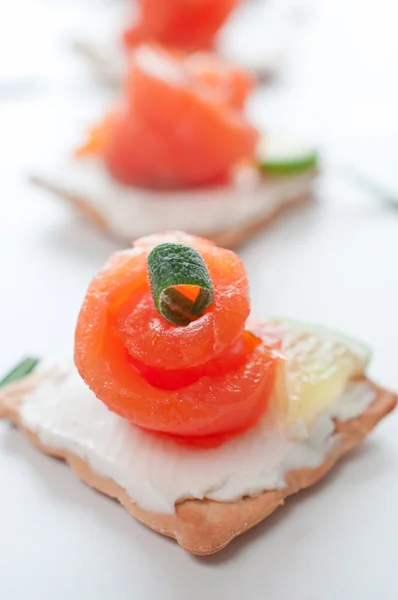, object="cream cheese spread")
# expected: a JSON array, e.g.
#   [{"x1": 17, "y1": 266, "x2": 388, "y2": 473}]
[
  {"x1": 36, "y1": 160, "x2": 314, "y2": 241},
  {"x1": 20, "y1": 363, "x2": 375, "y2": 514}
]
